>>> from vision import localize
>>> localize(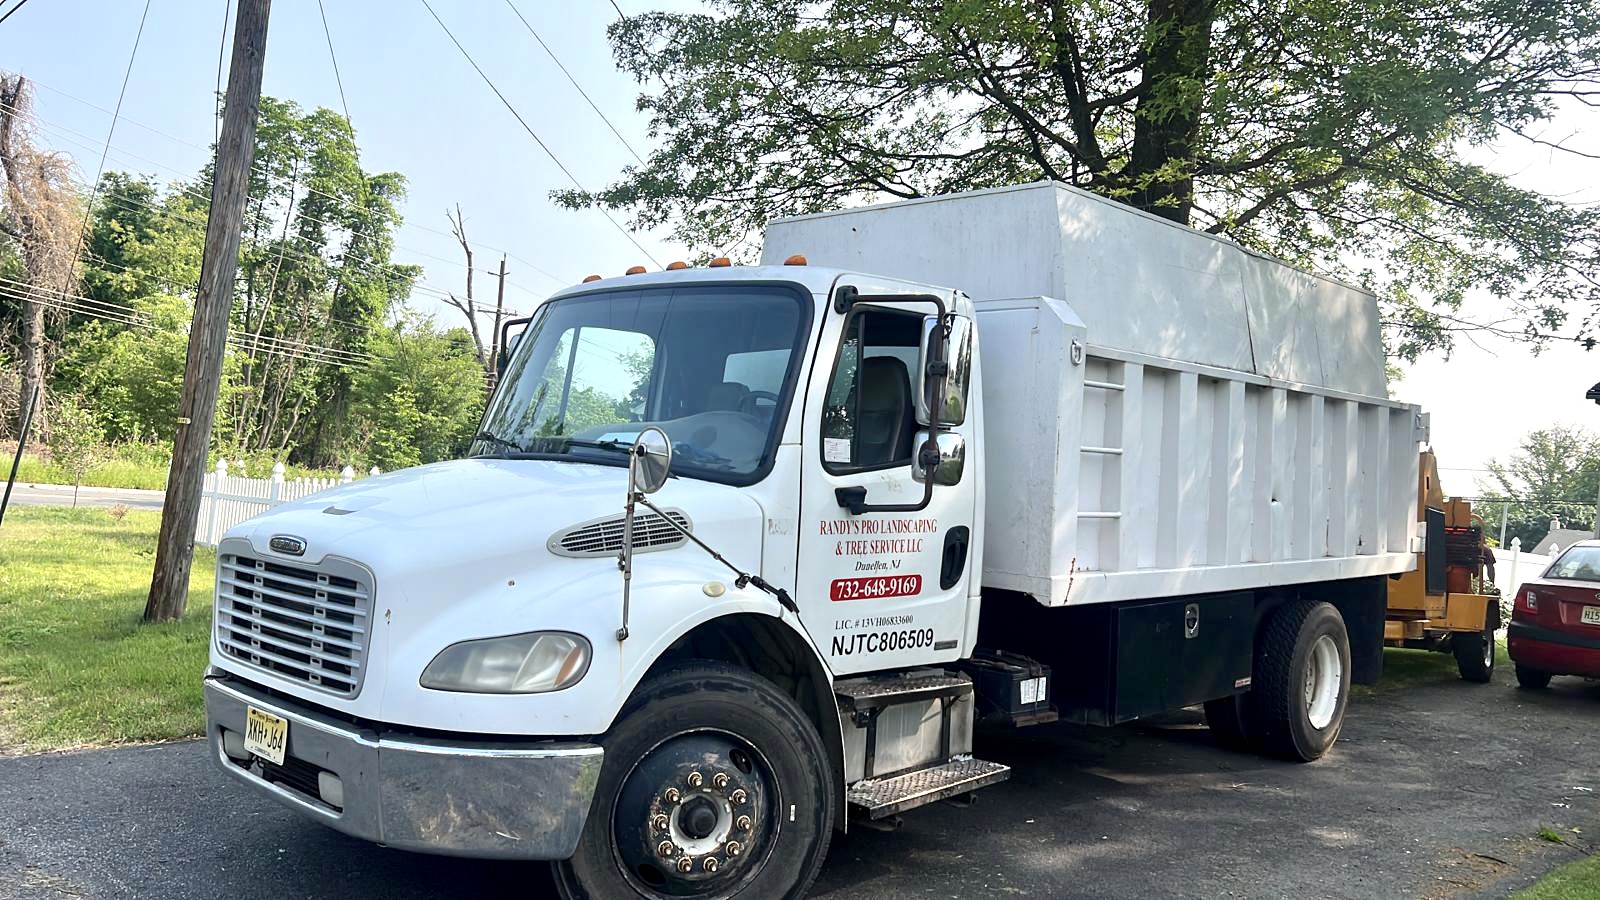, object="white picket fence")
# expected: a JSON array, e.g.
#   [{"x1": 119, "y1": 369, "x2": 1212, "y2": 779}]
[{"x1": 196, "y1": 460, "x2": 379, "y2": 547}]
